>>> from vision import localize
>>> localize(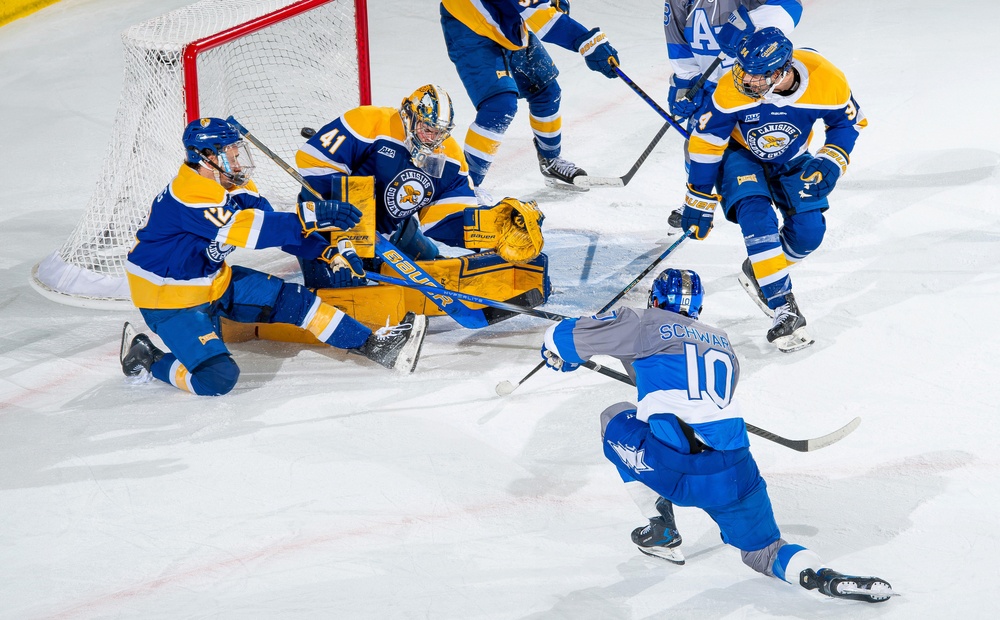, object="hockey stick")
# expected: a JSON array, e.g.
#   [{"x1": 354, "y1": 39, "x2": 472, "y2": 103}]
[
  {"x1": 611, "y1": 66, "x2": 692, "y2": 141},
  {"x1": 229, "y1": 117, "x2": 496, "y2": 329},
  {"x1": 496, "y1": 229, "x2": 693, "y2": 397},
  {"x1": 574, "y1": 55, "x2": 724, "y2": 189},
  {"x1": 580, "y1": 361, "x2": 861, "y2": 452}
]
